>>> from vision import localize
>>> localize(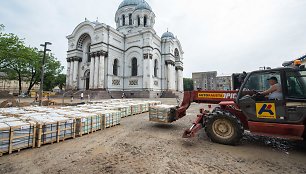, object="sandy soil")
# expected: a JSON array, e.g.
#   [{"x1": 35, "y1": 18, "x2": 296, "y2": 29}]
[{"x1": 0, "y1": 98, "x2": 306, "y2": 174}]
